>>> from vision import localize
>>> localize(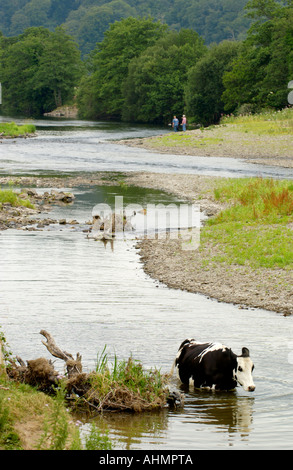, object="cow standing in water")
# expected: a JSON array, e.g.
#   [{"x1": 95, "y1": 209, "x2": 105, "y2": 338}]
[{"x1": 173, "y1": 338, "x2": 255, "y2": 392}]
